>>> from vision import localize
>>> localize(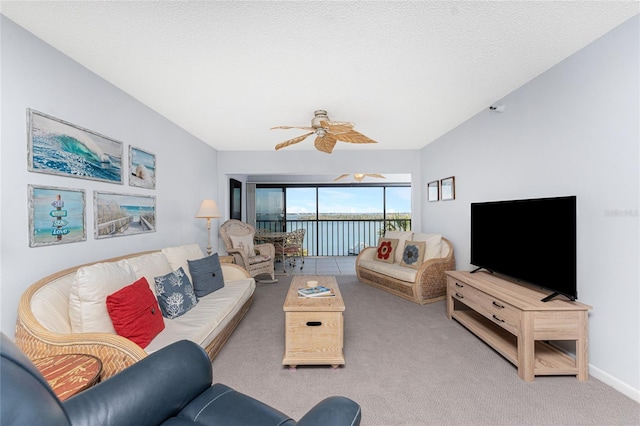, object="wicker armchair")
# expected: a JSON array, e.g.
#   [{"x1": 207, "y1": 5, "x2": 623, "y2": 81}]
[{"x1": 220, "y1": 219, "x2": 276, "y2": 281}]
